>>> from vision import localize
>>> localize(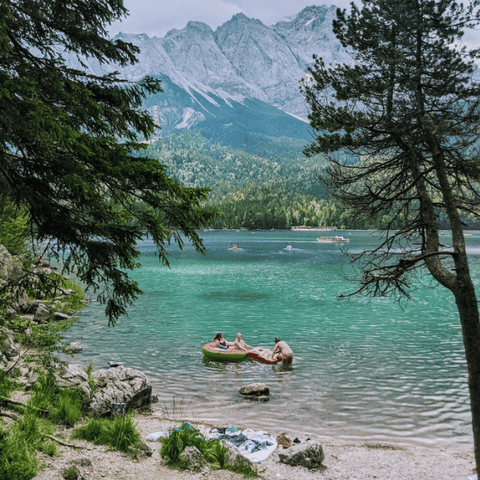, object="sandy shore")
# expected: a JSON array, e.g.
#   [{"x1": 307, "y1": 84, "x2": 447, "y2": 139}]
[{"x1": 33, "y1": 410, "x2": 475, "y2": 480}]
